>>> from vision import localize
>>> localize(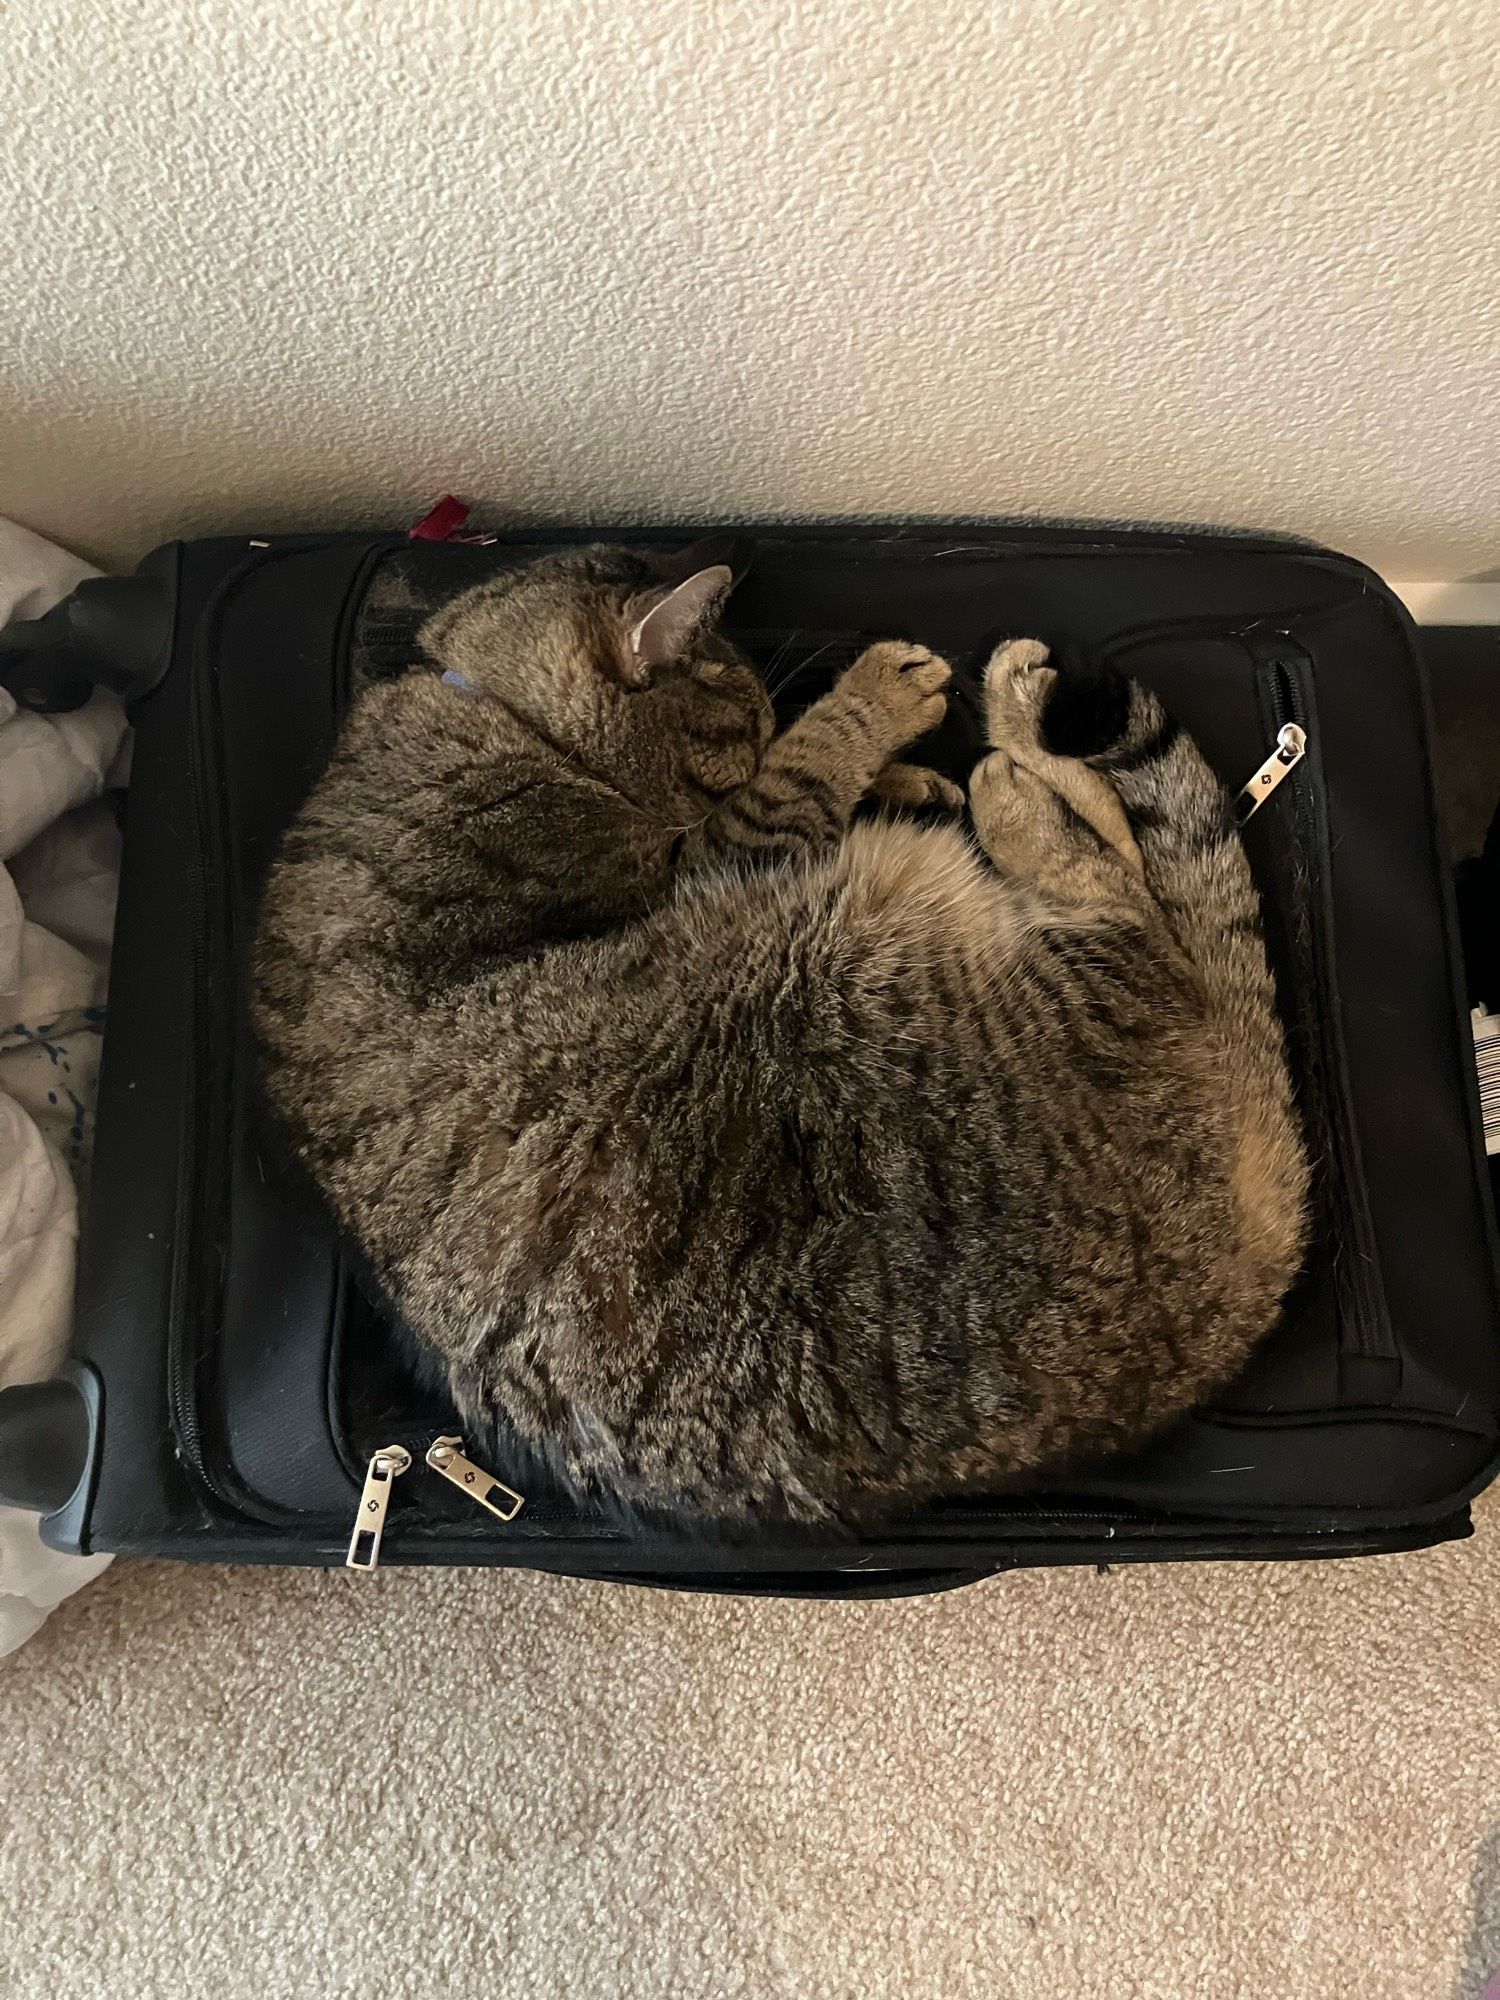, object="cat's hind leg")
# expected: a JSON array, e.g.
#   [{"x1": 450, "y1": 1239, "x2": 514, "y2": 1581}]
[
  {"x1": 968, "y1": 748, "x2": 1154, "y2": 926},
  {"x1": 982, "y1": 640, "x2": 1143, "y2": 875},
  {"x1": 969, "y1": 642, "x2": 1156, "y2": 926},
  {"x1": 989, "y1": 639, "x2": 1309, "y2": 1278},
  {"x1": 1026, "y1": 648, "x2": 1279, "y2": 1028}
]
